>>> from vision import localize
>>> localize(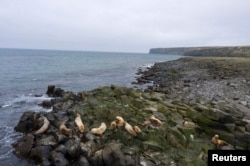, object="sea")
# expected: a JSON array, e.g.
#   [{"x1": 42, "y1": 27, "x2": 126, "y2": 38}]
[{"x1": 0, "y1": 48, "x2": 182, "y2": 165}]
